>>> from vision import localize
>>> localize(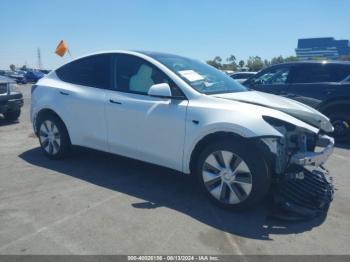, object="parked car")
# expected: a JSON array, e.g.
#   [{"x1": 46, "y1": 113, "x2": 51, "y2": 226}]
[
  {"x1": 39, "y1": 69, "x2": 51, "y2": 74},
  {"x1": 25, "y1": 70, "x2": 45, "y2": 83},
  {"x1": 230, "y1": 72, "x2": 256, "y2": 83},
  {"x1": 7, "y1": 71, "x2": 27, "y2": 84},
  {"x1": 31, "y1": 51, "x2": 334, "y2": 214},
  {"x1": 0, "y1": 76, "x2": 23, "y2": 121},
  {"x1": 243, "y1": 61, "x2": 350, "y2": 141}
]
